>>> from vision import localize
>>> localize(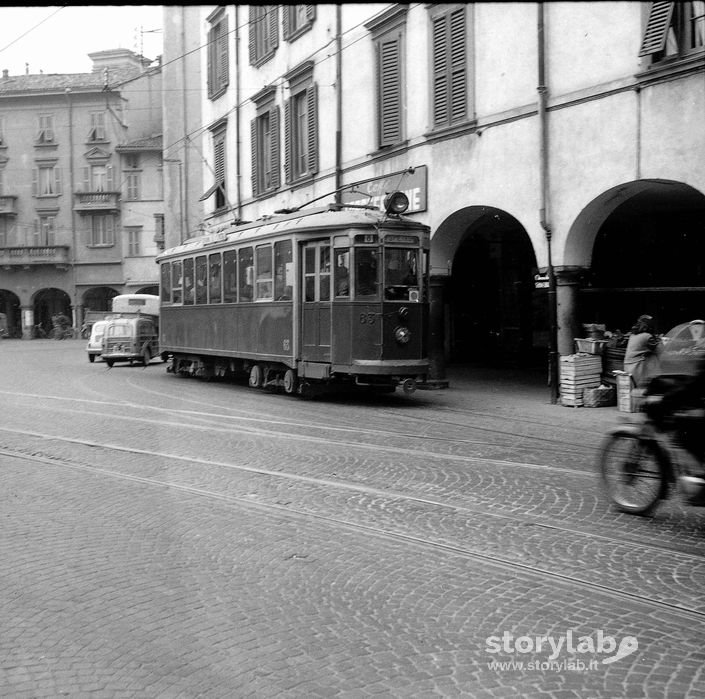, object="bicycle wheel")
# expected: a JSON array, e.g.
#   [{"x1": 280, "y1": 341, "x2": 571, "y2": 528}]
[{"x1": 598, "y1": 432, "x2": 666, "y2": 515}]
